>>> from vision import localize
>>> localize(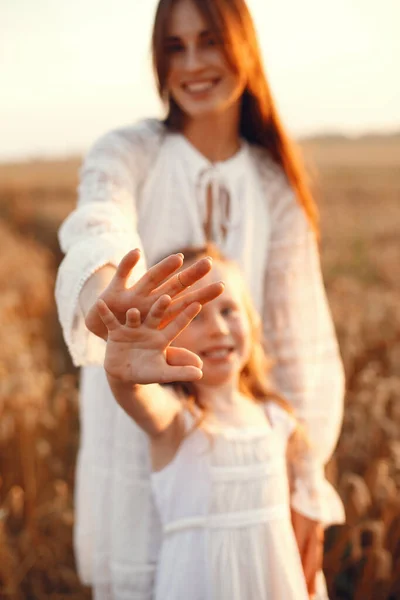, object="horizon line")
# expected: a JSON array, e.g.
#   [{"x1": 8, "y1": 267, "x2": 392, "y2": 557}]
[{"x1": 1, "y1": 125, "x2": 399, "y2": 165}]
